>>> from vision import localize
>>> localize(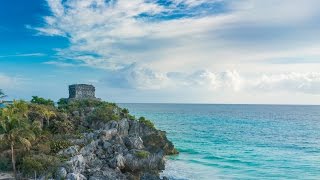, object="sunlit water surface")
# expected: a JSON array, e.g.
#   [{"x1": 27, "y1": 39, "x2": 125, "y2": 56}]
[{"x1": 121, "y1": 104, "x2": 320, "y2": 180}]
